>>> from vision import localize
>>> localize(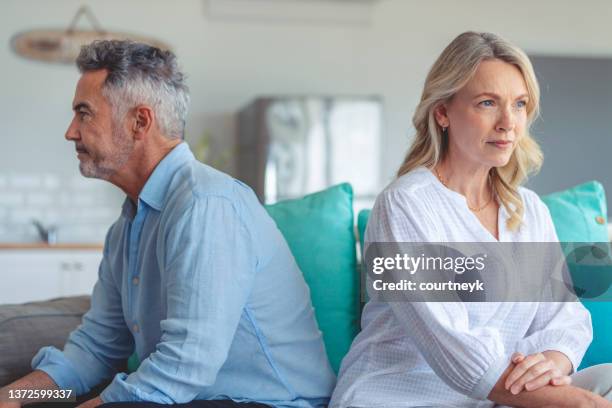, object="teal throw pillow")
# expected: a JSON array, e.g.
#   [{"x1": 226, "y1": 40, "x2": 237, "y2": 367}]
[
  {"x1": 266, "y1": 183, "x2": 360, "y2": 373},
  {"x1": 542, "y1": 181, "x2": 612, "y2": 369}
]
